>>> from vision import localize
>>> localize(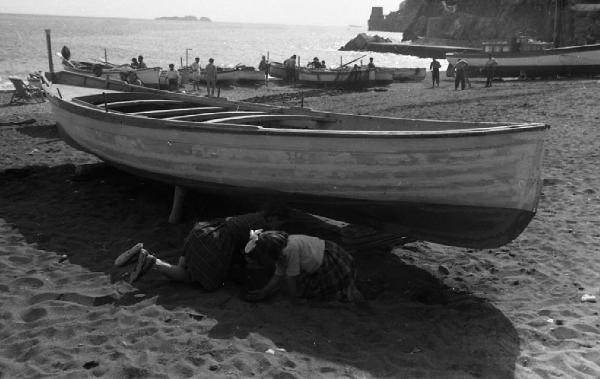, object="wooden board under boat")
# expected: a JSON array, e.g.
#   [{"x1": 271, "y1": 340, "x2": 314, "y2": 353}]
[{"x1": 47, "y1": 79, "x2": 549, "y2": 249}]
